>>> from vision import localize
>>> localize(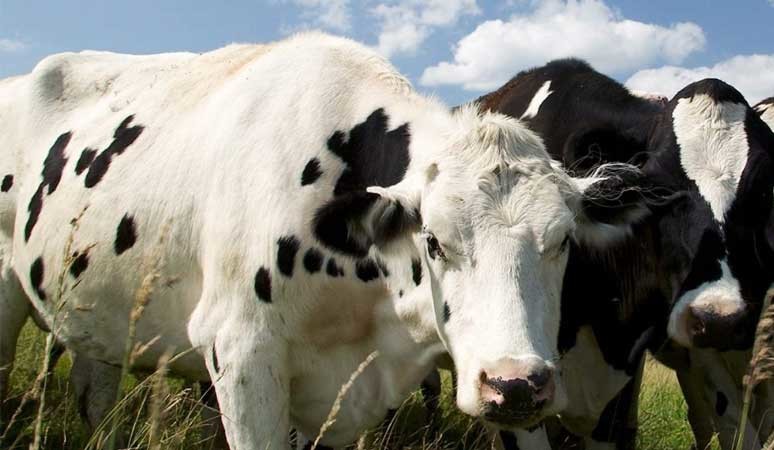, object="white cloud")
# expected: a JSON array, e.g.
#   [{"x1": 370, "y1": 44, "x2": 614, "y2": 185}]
[
  {"x1": 0, "y1": 38, "x2": 25, "y2": 52},
  {"x1": 420, "y1": 0, "x2": 705, "y2": 91},
  {"x1": 626, "y1": 54, "x2": 774, "y2": 104},
  {"x1": 284, "y1": 0, "x2": 352, "y2": 32},
  {"x1": 373, "y1": 0, "x2": 480, "y2": 58}
]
